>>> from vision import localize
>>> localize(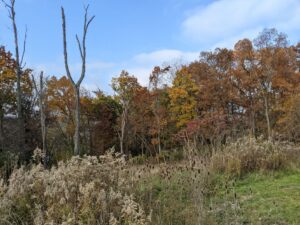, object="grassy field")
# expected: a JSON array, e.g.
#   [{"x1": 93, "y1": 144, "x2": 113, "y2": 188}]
[
  {"x1": 135, "y1": 167, "x2": 300, "y2": 225},
  {"x1": 1, "y1": 139, "x2": 299, "y2": 224},
  {"x1": 231, "y1": 170, "x2": 300, "y2": 224}
]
